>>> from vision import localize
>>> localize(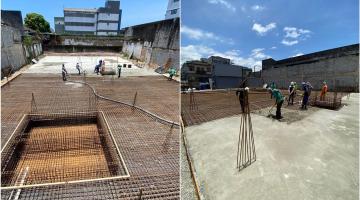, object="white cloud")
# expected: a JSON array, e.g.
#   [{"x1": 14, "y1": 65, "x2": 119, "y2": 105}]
[
  {"x1": 251, "y1": 5, "x2": 265, "y2": 11},
  {"x1": 283, "y1": 27, "x2": 311, "y2": 38},
  {"x1": 252, "y1": 22, "x2": 276, "y2": 36},
  {"x1": 251, "y1": 48, "x2": 269, "y2": 59},
  {"x1": 270, "y1": 46, "x2": 277, "y2": 49},
  {"x1": 208, "y1": 0, "x2": 236, "y2": 12},
  {"x1": 181, "y1": 25, "x2": 234, "y2": 44},
  {"x1": 281, "y1": 39, "x2": 298, "y2": 46},
  {"x1": 281, "y1": 26, "x2": 311, "y2": 46},
  {"x1": 181, "y1": 44, "x2": 271, "y2": 68}
]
